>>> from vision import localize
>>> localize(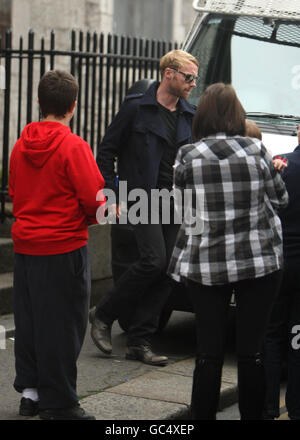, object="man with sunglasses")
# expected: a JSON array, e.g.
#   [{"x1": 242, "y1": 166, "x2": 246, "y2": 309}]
[{"x1": 90, "y1": 50, "x2": 199, "y2": 366}]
